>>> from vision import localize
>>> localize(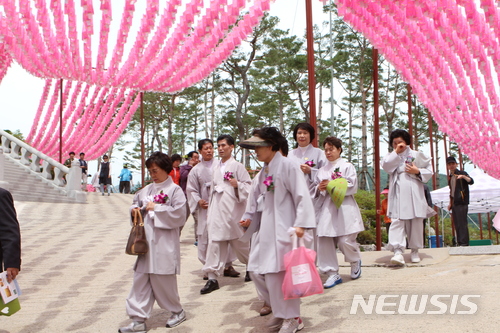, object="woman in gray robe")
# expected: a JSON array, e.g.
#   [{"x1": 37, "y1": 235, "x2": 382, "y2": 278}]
[
  {"x1": 313, "y1": 137, "x2": 364, "y2": 288},
  {"x1": 239, "y1": 127, "x2": 316, "y2": 333},
  {"x1": 288, "y1": 122, "x2": 328, "y2": 186},
  {"x1": 119, "y1": 152, "x2": 187, "y2": 333},
  {"x1": 381, "y1": 129, "x2": 433, "y2": 266}
]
